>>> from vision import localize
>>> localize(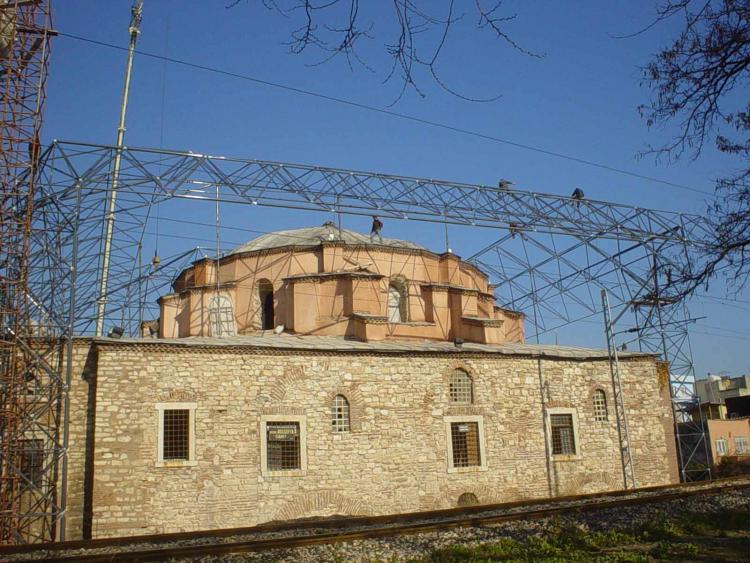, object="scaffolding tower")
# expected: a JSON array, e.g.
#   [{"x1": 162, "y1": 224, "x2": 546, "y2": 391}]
[{"x1": 0, "y1": 0, "x2": 57, "y2": 544}]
